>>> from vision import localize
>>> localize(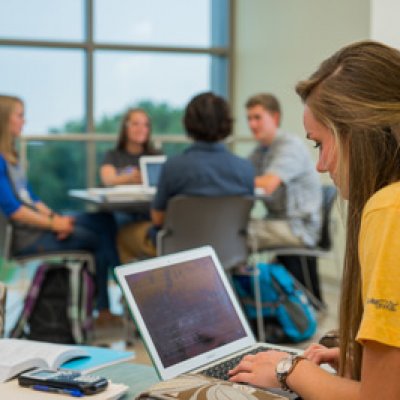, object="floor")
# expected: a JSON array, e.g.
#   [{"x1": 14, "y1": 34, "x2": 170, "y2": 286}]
[{"x1": 3, "y1": 265, "x2": 340, "y2": 366}]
